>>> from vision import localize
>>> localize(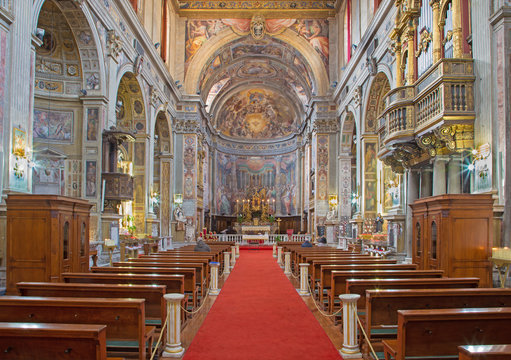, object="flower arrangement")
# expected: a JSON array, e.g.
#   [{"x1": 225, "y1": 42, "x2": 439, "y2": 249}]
[
  {"x1": 359, "y1": 233, "x2": 373, "y2": 240},
  {"x1": 372, "y1": 233, "x2": 388, "y2": 242}
]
